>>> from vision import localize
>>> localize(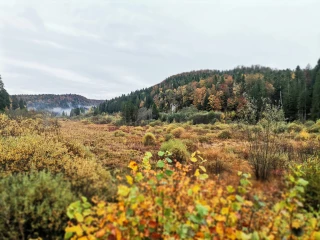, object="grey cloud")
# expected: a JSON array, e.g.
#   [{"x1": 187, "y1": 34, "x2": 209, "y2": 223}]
[{"x1": 0, "y1": 0, "x2": 319, "y2": 100}]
